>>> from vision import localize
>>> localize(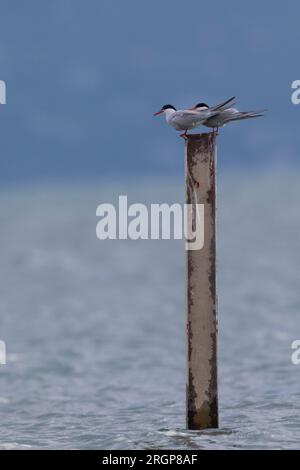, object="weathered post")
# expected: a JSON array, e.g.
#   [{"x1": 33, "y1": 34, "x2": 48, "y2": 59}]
[{"x1": 185, "y1": 132, "x2": 218, "y2": 429}]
